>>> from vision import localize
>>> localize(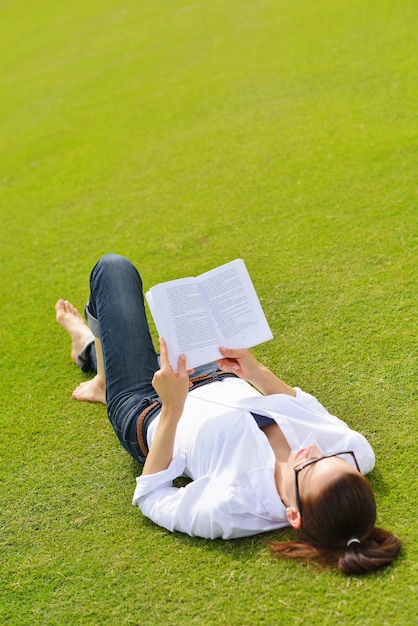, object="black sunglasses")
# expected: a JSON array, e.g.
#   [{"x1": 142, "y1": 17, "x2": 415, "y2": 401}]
[{"x1": 294, "y1": 450, "x2": 360, "y2": 516}]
